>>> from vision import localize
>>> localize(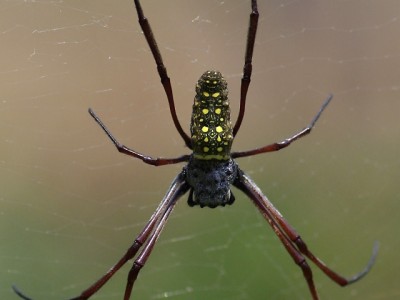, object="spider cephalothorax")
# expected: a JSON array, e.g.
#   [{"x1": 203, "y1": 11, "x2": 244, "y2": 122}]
[{"x1": 185, "y1": 156, "x2": 237, "y2": 208}]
